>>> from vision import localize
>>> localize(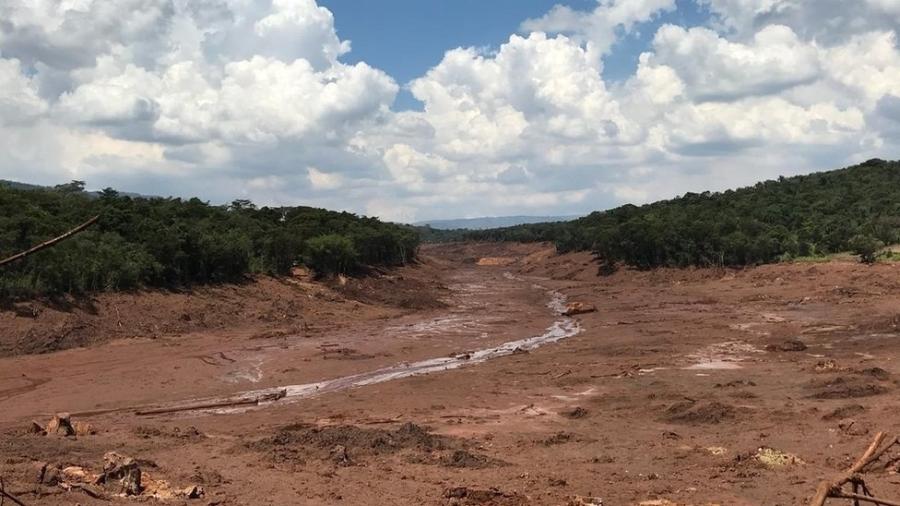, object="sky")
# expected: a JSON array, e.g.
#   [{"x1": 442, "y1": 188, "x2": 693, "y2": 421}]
[{"x1": 0, "y1": 0, "x2": 899, "y2": 222}]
